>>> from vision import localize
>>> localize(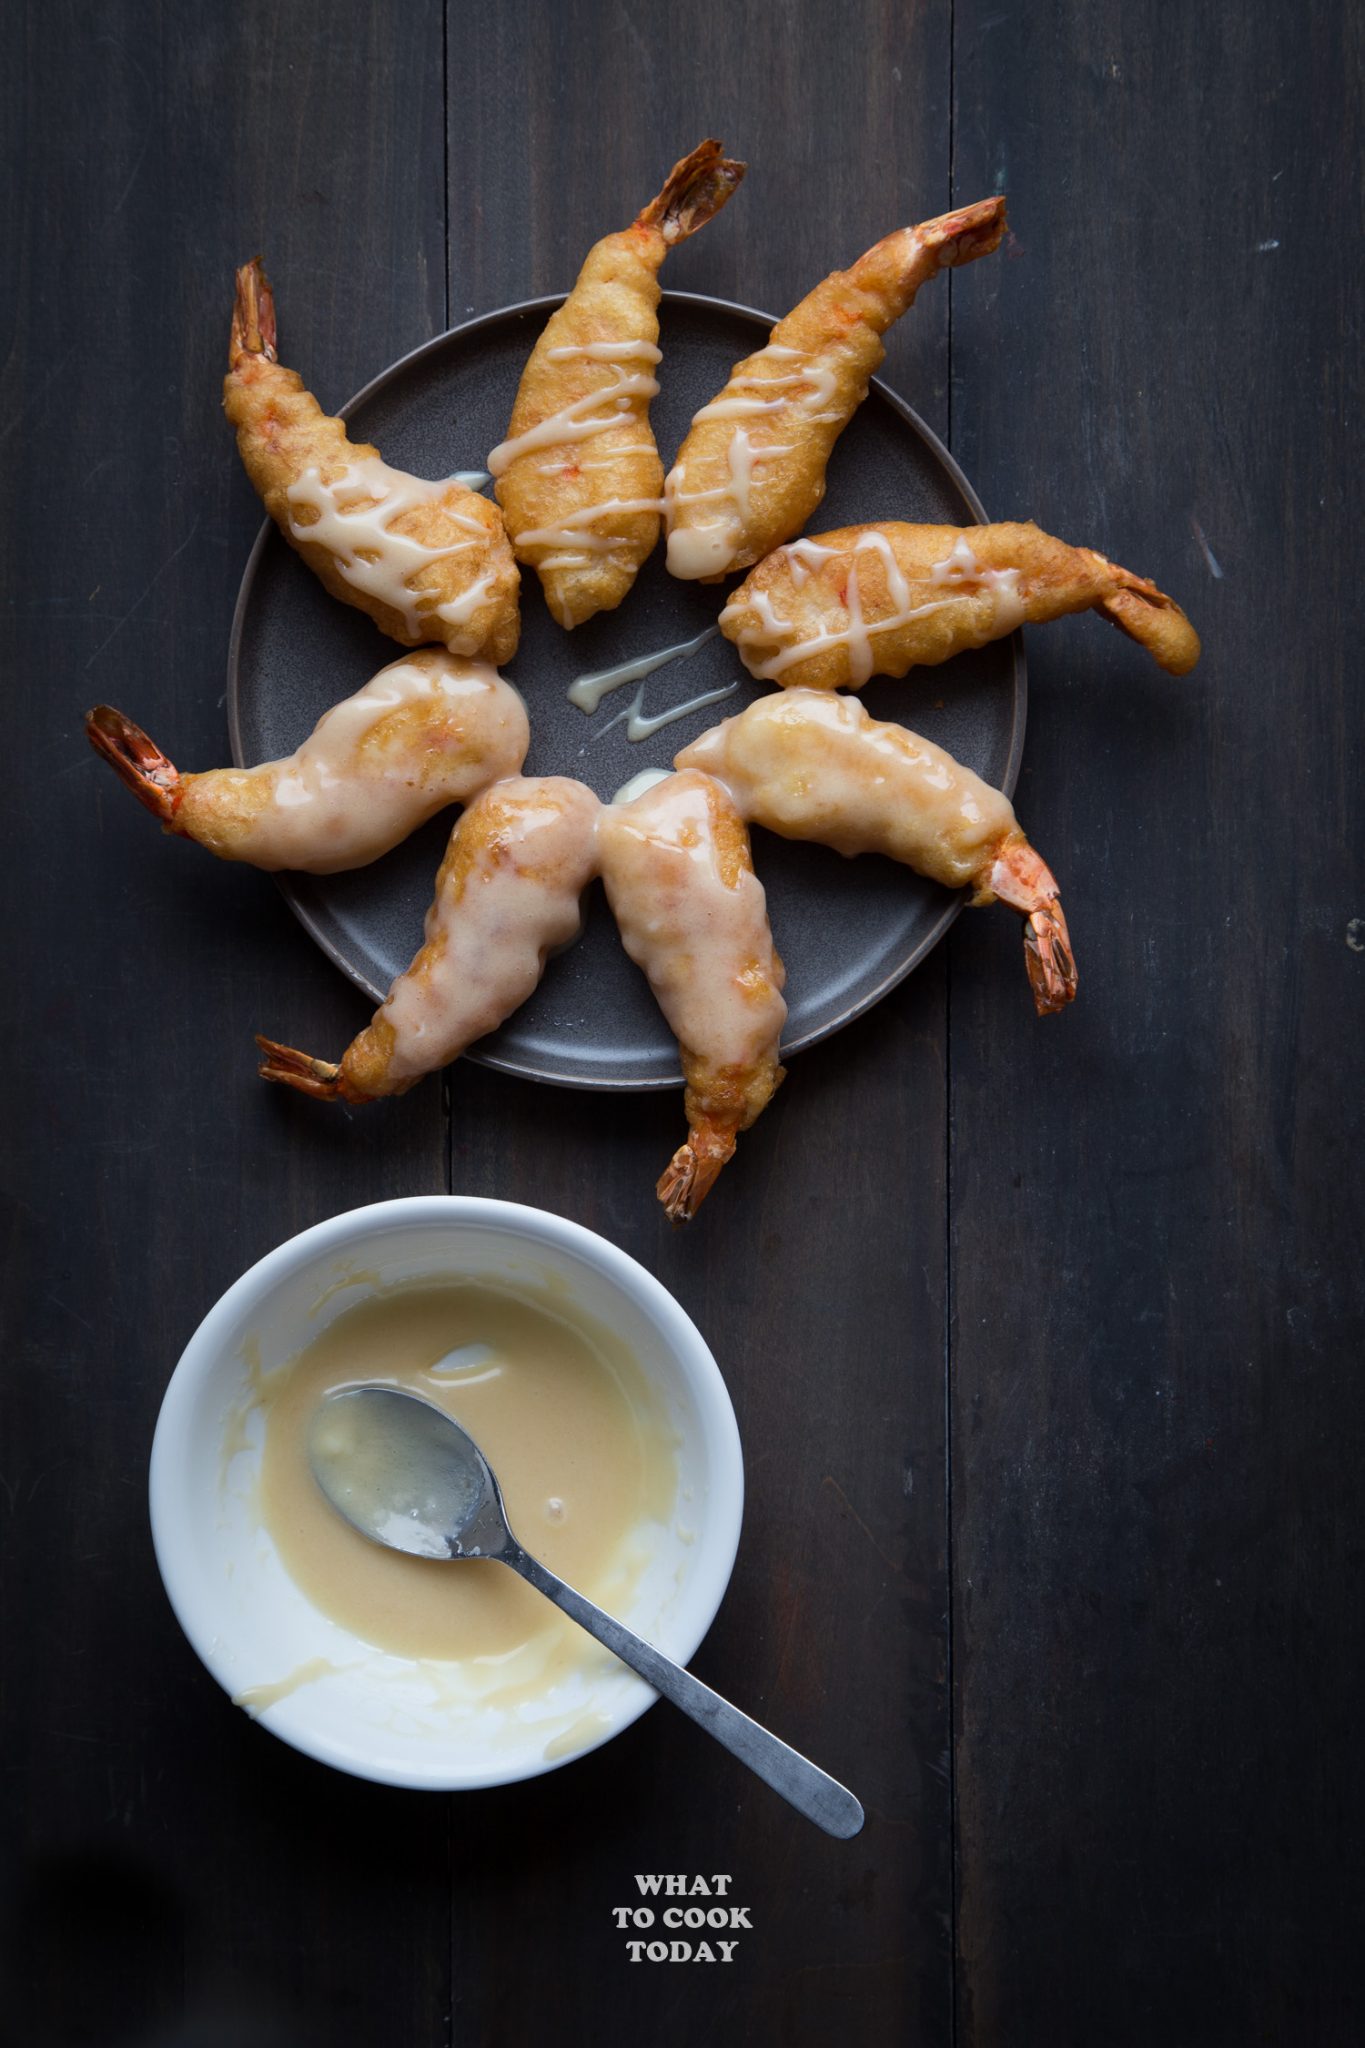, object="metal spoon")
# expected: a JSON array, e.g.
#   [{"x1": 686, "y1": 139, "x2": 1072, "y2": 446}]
[{"x1": 309, "y1": 1385, "x2": 863, "y2": 1839}]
